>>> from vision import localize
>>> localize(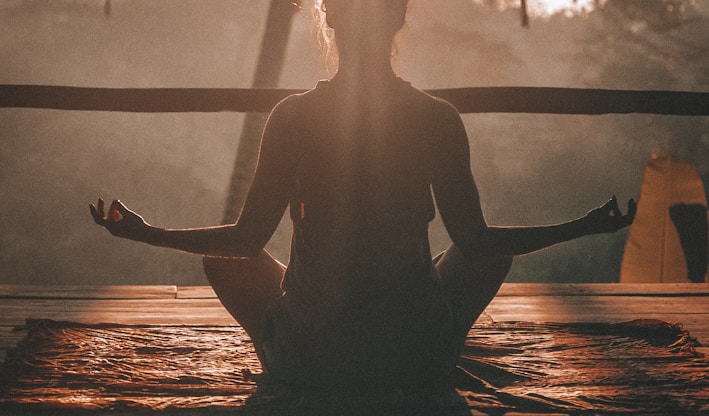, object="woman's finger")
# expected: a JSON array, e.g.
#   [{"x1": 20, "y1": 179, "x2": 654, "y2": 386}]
[
  {"x1": 91, "y1": 198, "x2": 107, "y2": 223},
  {"x1": 626, "y1": 199, "x2": 637, "y2": 223},
  {"x1": 114, "y1": 200, "x2": 130, "y2": 215},
  {"x1": 89, "y1": 204, "x2": 103, "y2": 225},
  {"x1": 609, "y1": 195, "x2": 623, "y2": 217}
]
